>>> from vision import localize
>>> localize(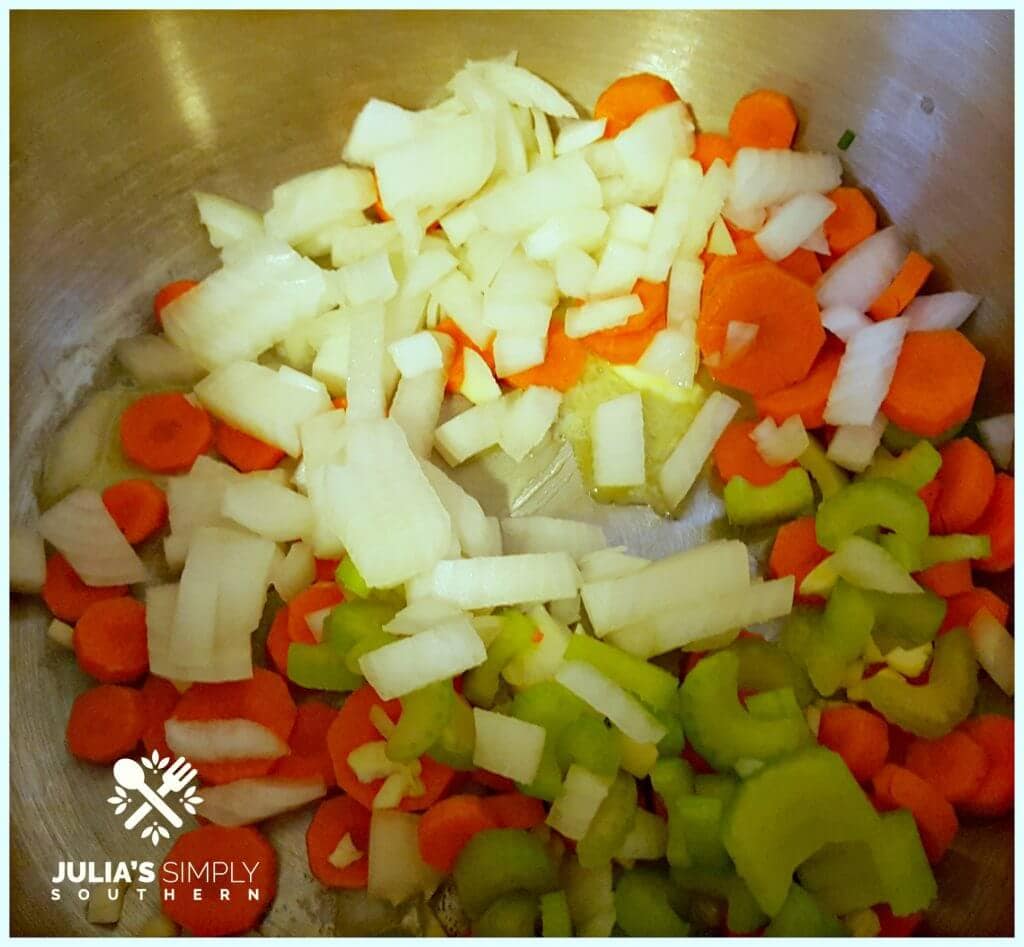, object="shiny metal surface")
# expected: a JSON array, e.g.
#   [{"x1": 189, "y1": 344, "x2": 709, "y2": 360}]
[{"x1": 10, "y1": 10, "x2": 1013, "y2": 936}]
